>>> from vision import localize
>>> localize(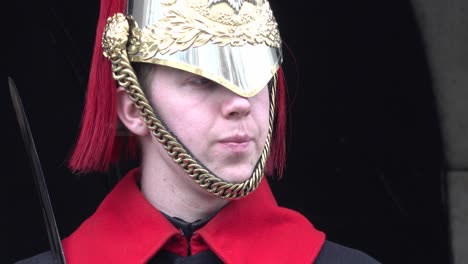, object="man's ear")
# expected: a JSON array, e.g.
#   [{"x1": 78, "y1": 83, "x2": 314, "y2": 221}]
[{"x1": 116, "y1": 87, "x2": 148, "y2": 136}]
